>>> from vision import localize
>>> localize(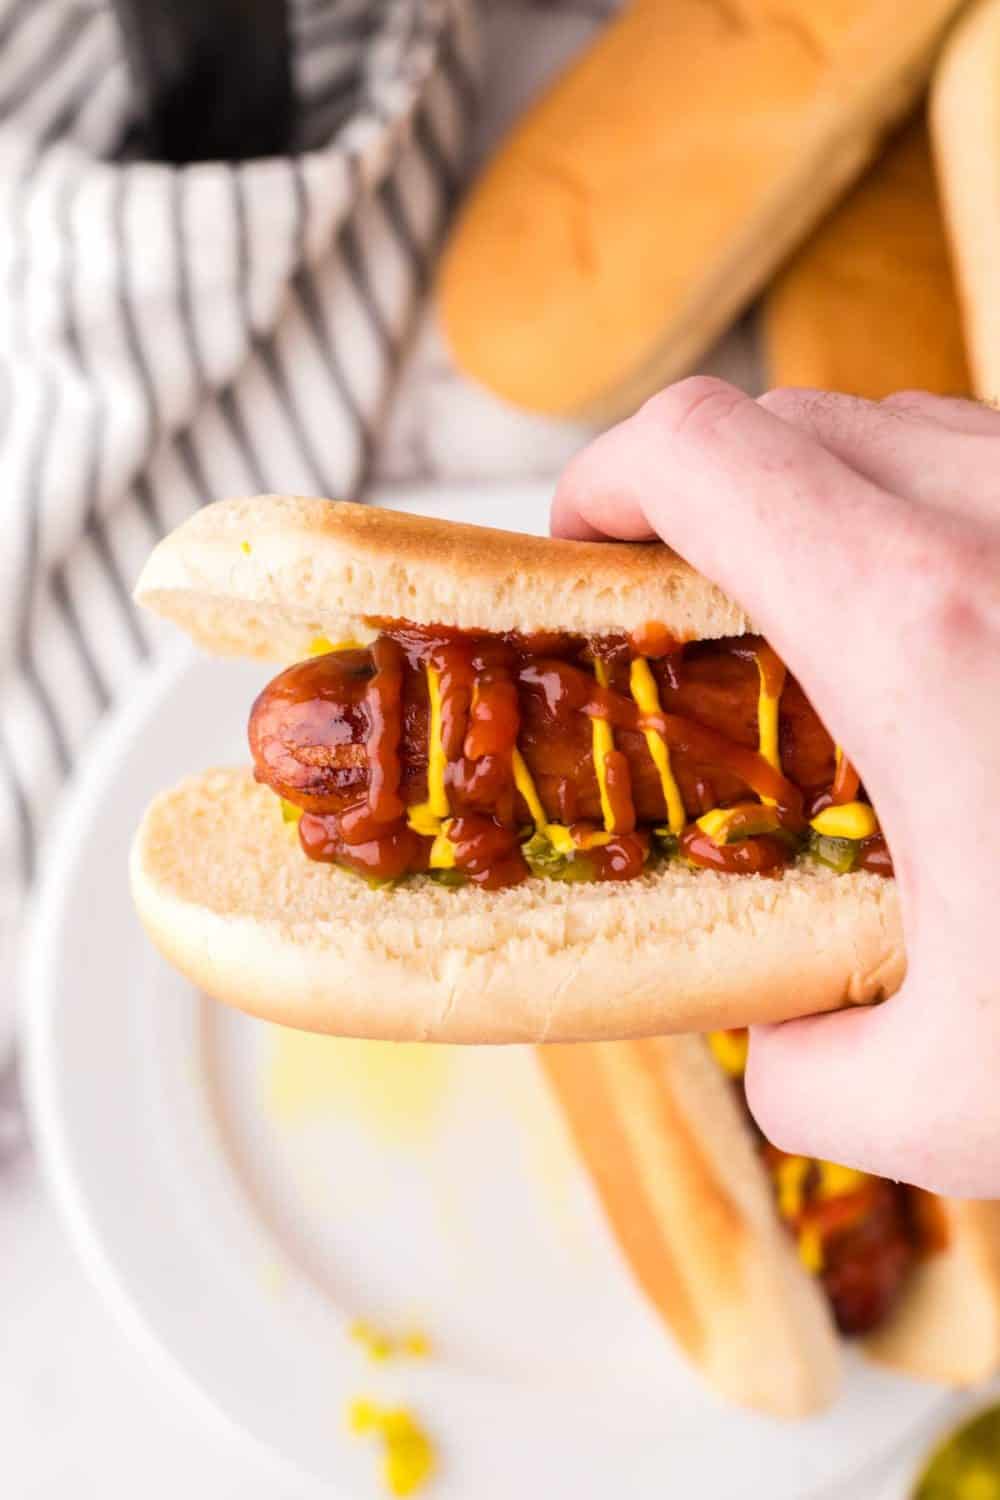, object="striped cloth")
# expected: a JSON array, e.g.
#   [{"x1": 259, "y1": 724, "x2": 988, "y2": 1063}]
[{"x1": 0, "y1": 0, "x2": 477, "y2": 1043}]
